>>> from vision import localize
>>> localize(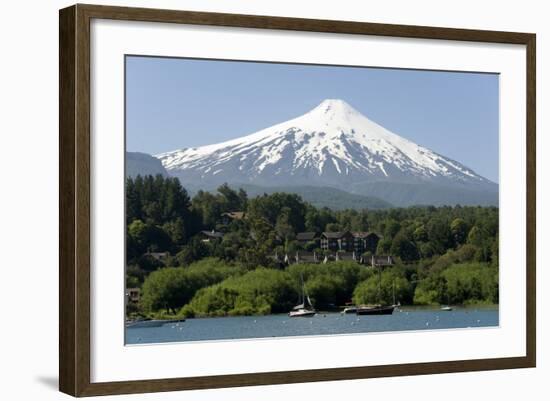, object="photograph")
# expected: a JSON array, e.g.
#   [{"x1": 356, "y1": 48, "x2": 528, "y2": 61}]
[{"x1": 124, "y1": 56, "x2": 500, "y2": 344}]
